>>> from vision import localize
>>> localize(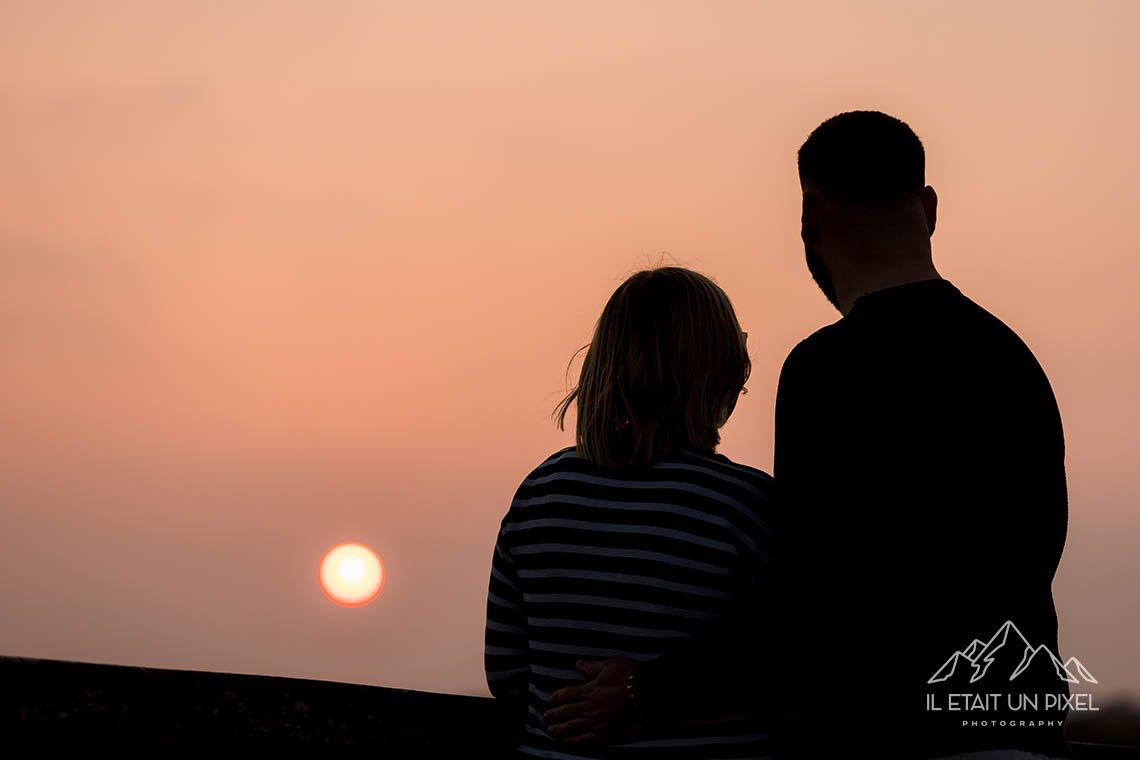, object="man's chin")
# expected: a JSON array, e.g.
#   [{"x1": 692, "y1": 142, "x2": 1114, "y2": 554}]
[{"x1": 804, "y1": 249, "x2": 841, "y2": 310}]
